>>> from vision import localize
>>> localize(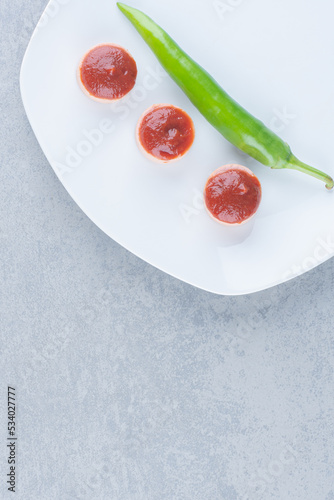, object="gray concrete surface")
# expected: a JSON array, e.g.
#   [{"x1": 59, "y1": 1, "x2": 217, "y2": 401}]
[{"x1": 1, "y1": 1, "x2": 334, "y2": 499}]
